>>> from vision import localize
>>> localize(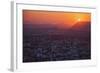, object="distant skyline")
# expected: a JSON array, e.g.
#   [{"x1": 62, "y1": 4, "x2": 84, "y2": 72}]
[{"x1": 23, "y1": 10, "x2": 91, "y2": 29}]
